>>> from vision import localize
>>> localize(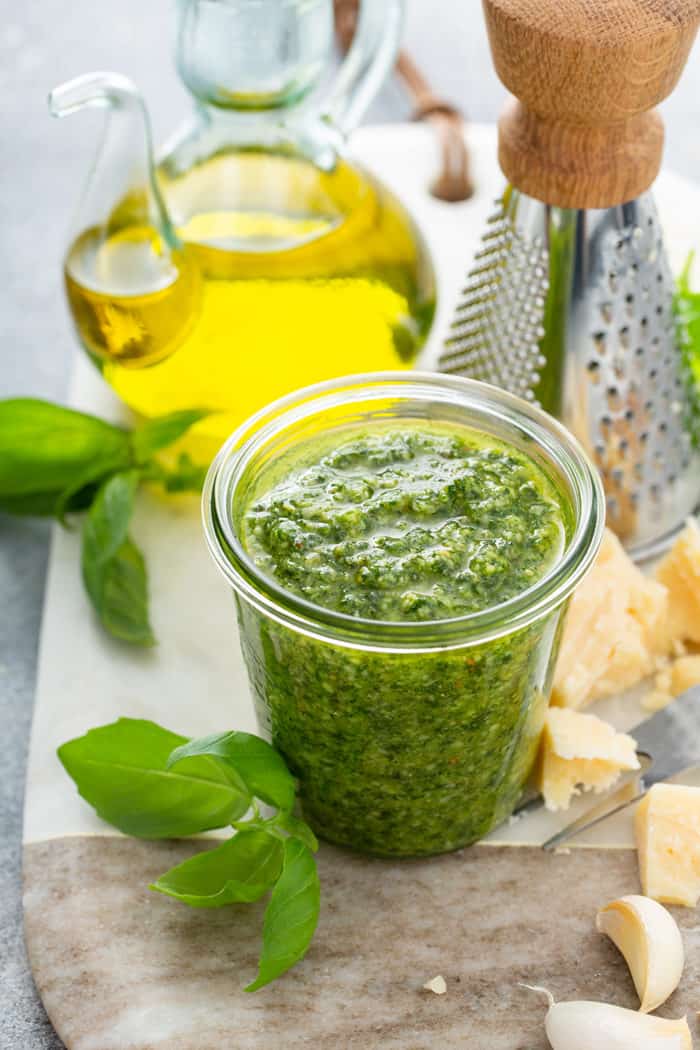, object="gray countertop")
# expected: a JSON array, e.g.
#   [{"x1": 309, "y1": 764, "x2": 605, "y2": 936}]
[{"x1": 2, "y1": 2, "x2": 700, "y2": 1046}]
